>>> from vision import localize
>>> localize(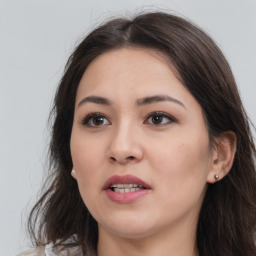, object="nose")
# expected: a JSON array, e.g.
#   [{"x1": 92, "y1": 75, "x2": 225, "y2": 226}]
[{"x1": 107, "y1": 123, "x2": 143, "y2": 165}]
